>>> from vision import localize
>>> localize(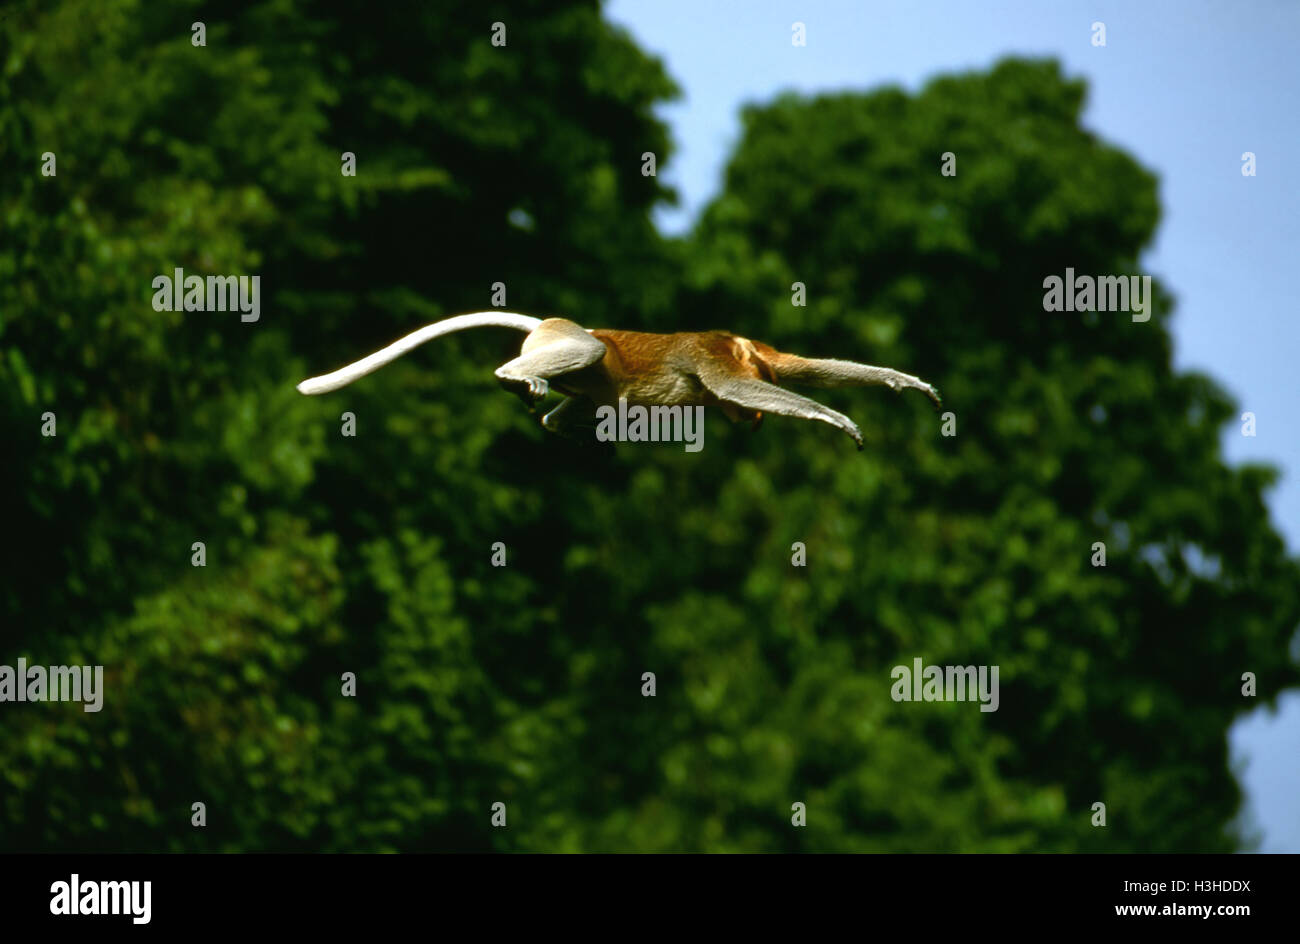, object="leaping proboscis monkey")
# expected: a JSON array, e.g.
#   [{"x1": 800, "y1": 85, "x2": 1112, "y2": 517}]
[{"x1": 296, "y1": 312, "x2": 941, "y2": 449}]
